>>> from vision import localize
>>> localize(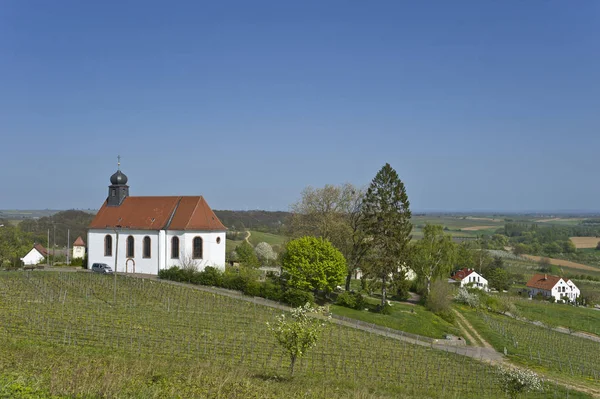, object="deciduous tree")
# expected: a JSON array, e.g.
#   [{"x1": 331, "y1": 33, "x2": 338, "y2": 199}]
[
  {"x1": 411, "y1": 224, "x2": 456, "y2": 297},
  {"x1": 360, "y1": 164, "x2": 412, "y2": 307},
  {"x1": 235, "y1": 240, "x2": 259, "y2": 267},
  {"x1": 255, "y1": 242, "x2": 277, "y2": 265},
  {"x1": 281, "y1": 236, "x2": 346, "y2": 292}
]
